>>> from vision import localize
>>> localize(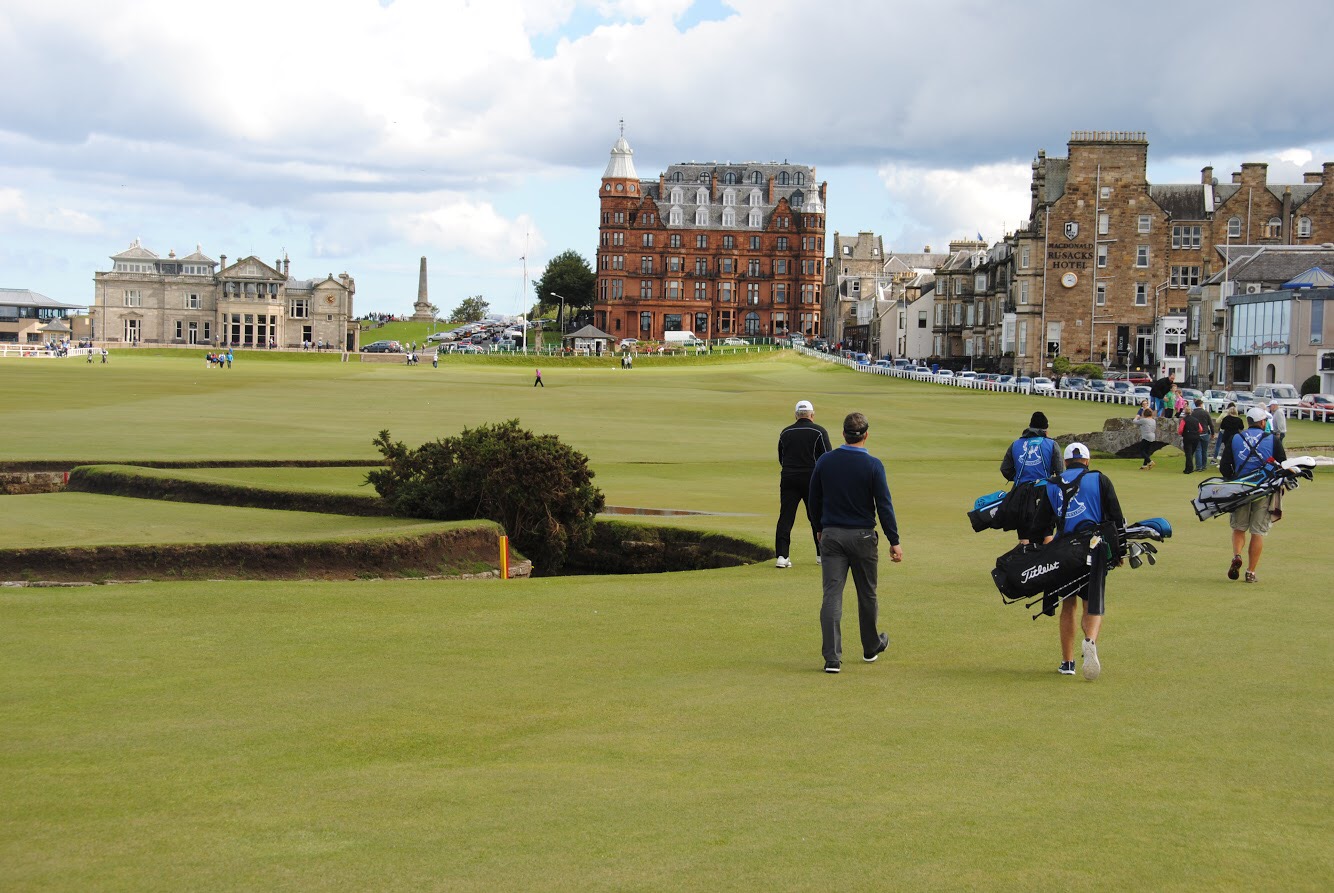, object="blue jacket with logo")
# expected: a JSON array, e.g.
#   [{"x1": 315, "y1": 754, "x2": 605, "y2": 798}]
[{"x1": 1001, "y1": 428, "x2": 1062, "y2": 485}]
